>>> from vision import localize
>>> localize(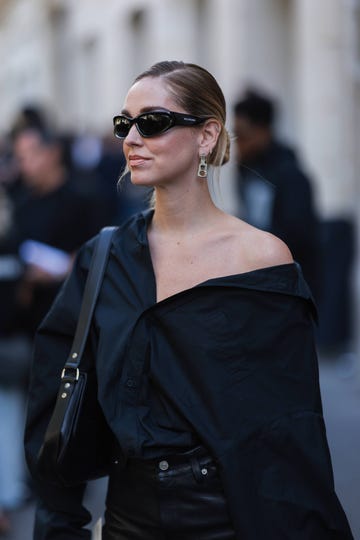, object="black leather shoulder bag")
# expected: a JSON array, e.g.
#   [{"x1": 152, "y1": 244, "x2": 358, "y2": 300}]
[{"x1": 37, "y1": 226, "x2": 117, "y2": 486}]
